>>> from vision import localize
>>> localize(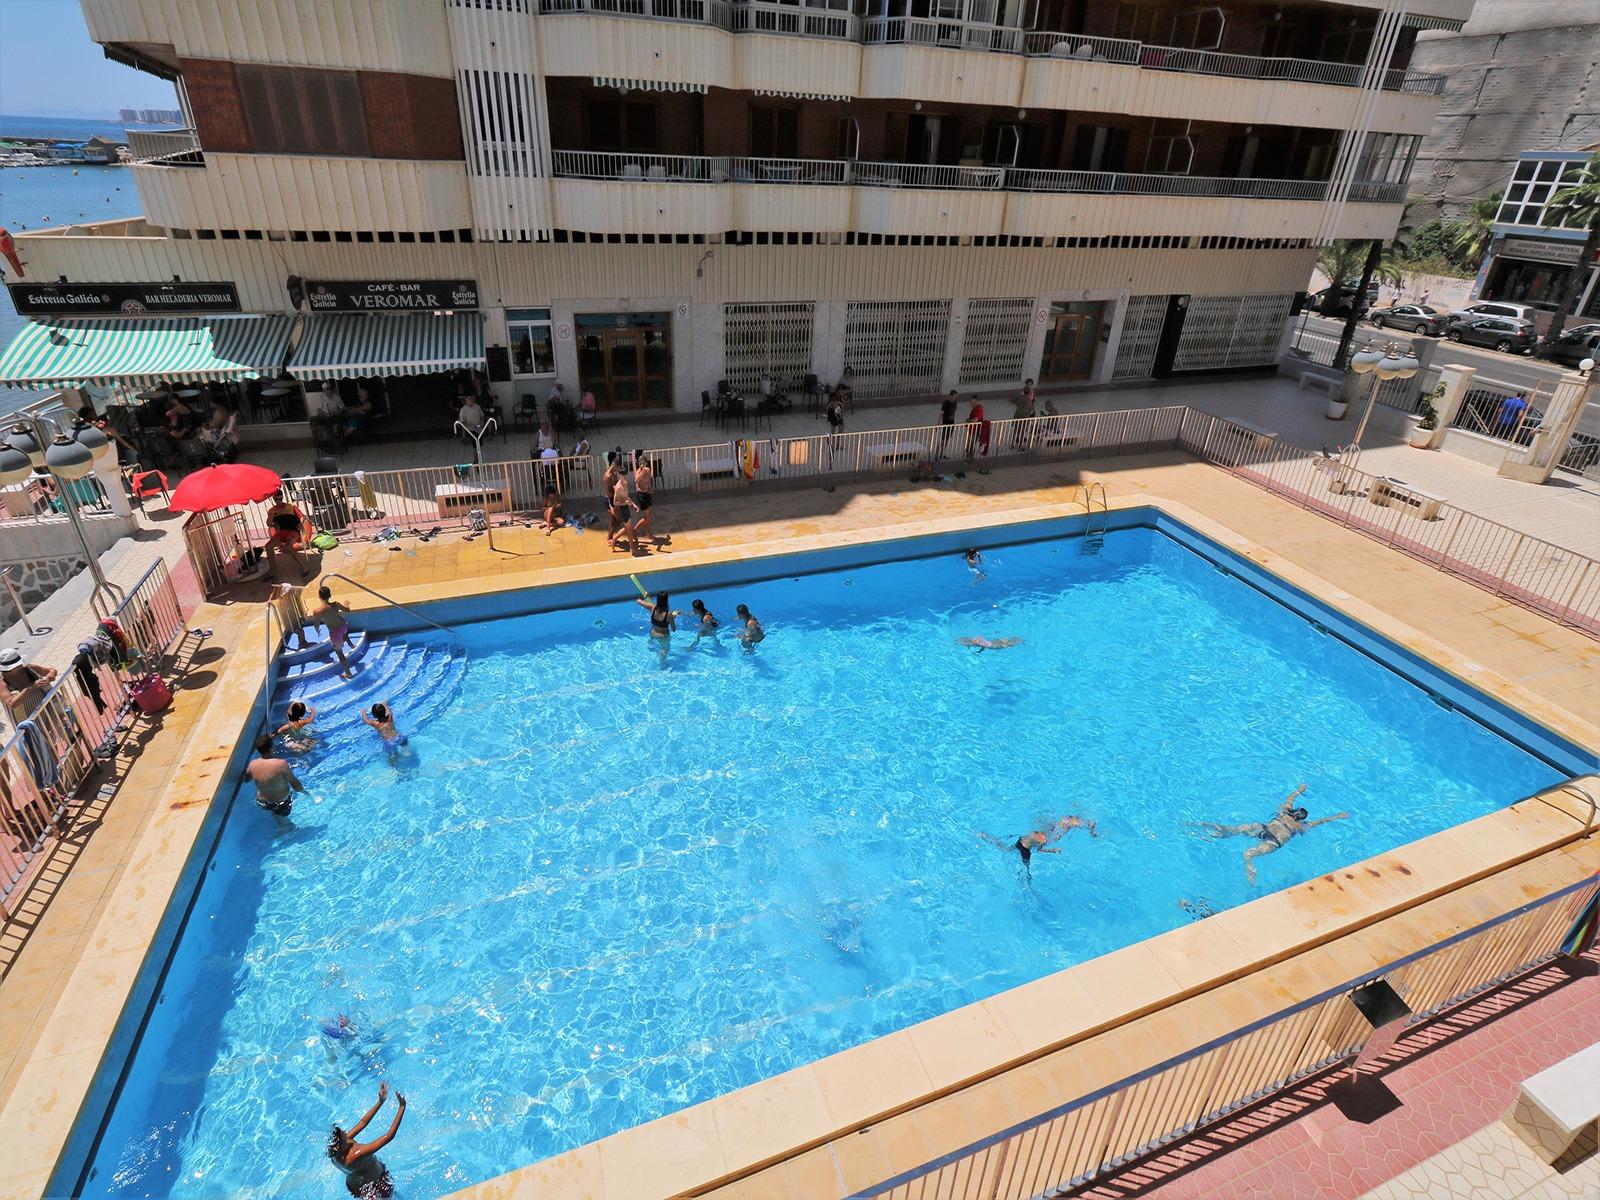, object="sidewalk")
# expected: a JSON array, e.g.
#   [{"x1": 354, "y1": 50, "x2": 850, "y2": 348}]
[{"x1": 242, "y1": 376, "x2": 1600, "y2": 559}]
